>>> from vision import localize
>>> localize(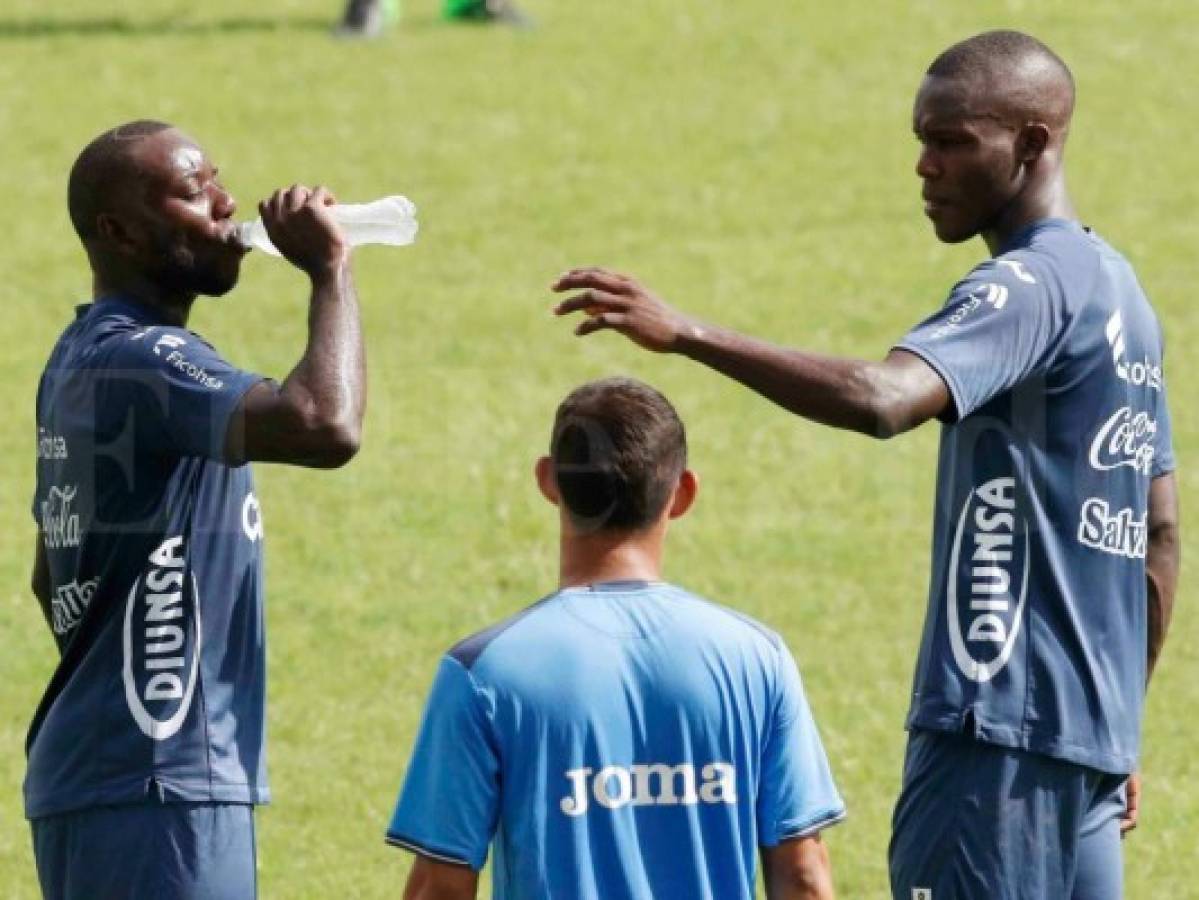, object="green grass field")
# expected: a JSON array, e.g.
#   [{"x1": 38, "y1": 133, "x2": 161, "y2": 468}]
[{"x1": 1, "y1": 0, "x2": 1196, "y2": 896}]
